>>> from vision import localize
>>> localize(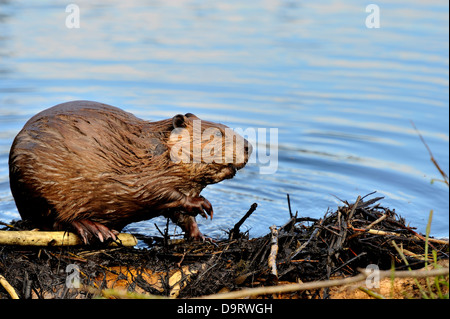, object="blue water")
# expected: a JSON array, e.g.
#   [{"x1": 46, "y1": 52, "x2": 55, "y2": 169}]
[{"x1": 0, "y1": 0, "x2": 448, "y2": 241}]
